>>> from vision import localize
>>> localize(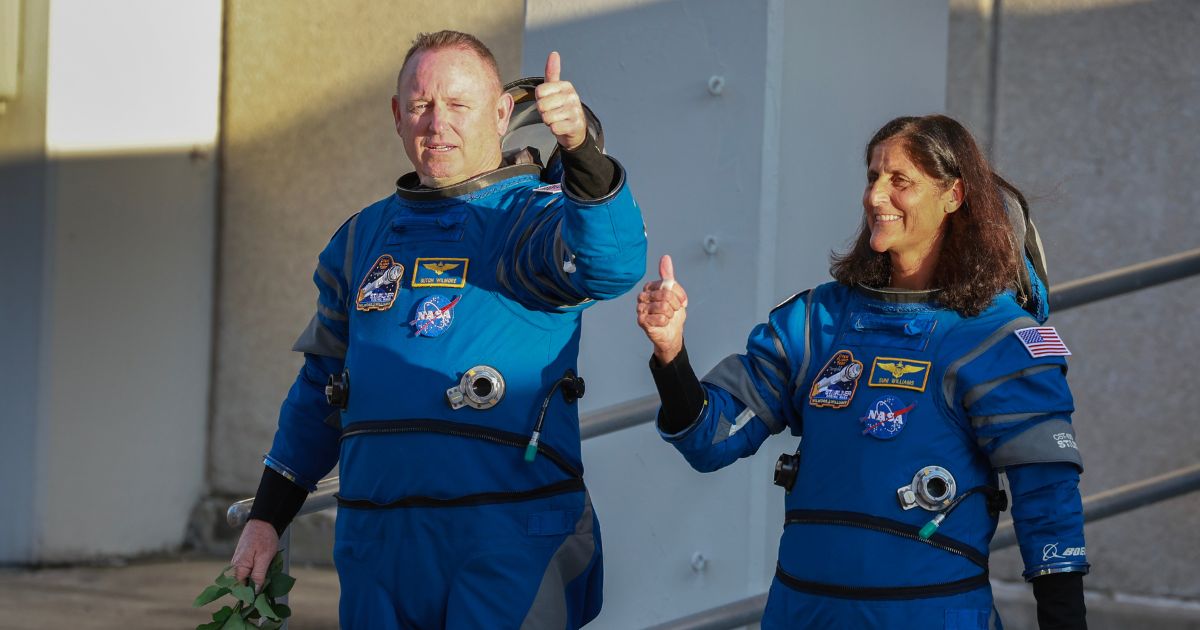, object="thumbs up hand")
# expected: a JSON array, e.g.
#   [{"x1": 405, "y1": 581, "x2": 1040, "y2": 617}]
[
  {"x1": 535, "y1": 51, "x2": 587, "y2": 151},
  {"x1": 637, "y1": 255, "x2": 689, "y2": 364}
]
